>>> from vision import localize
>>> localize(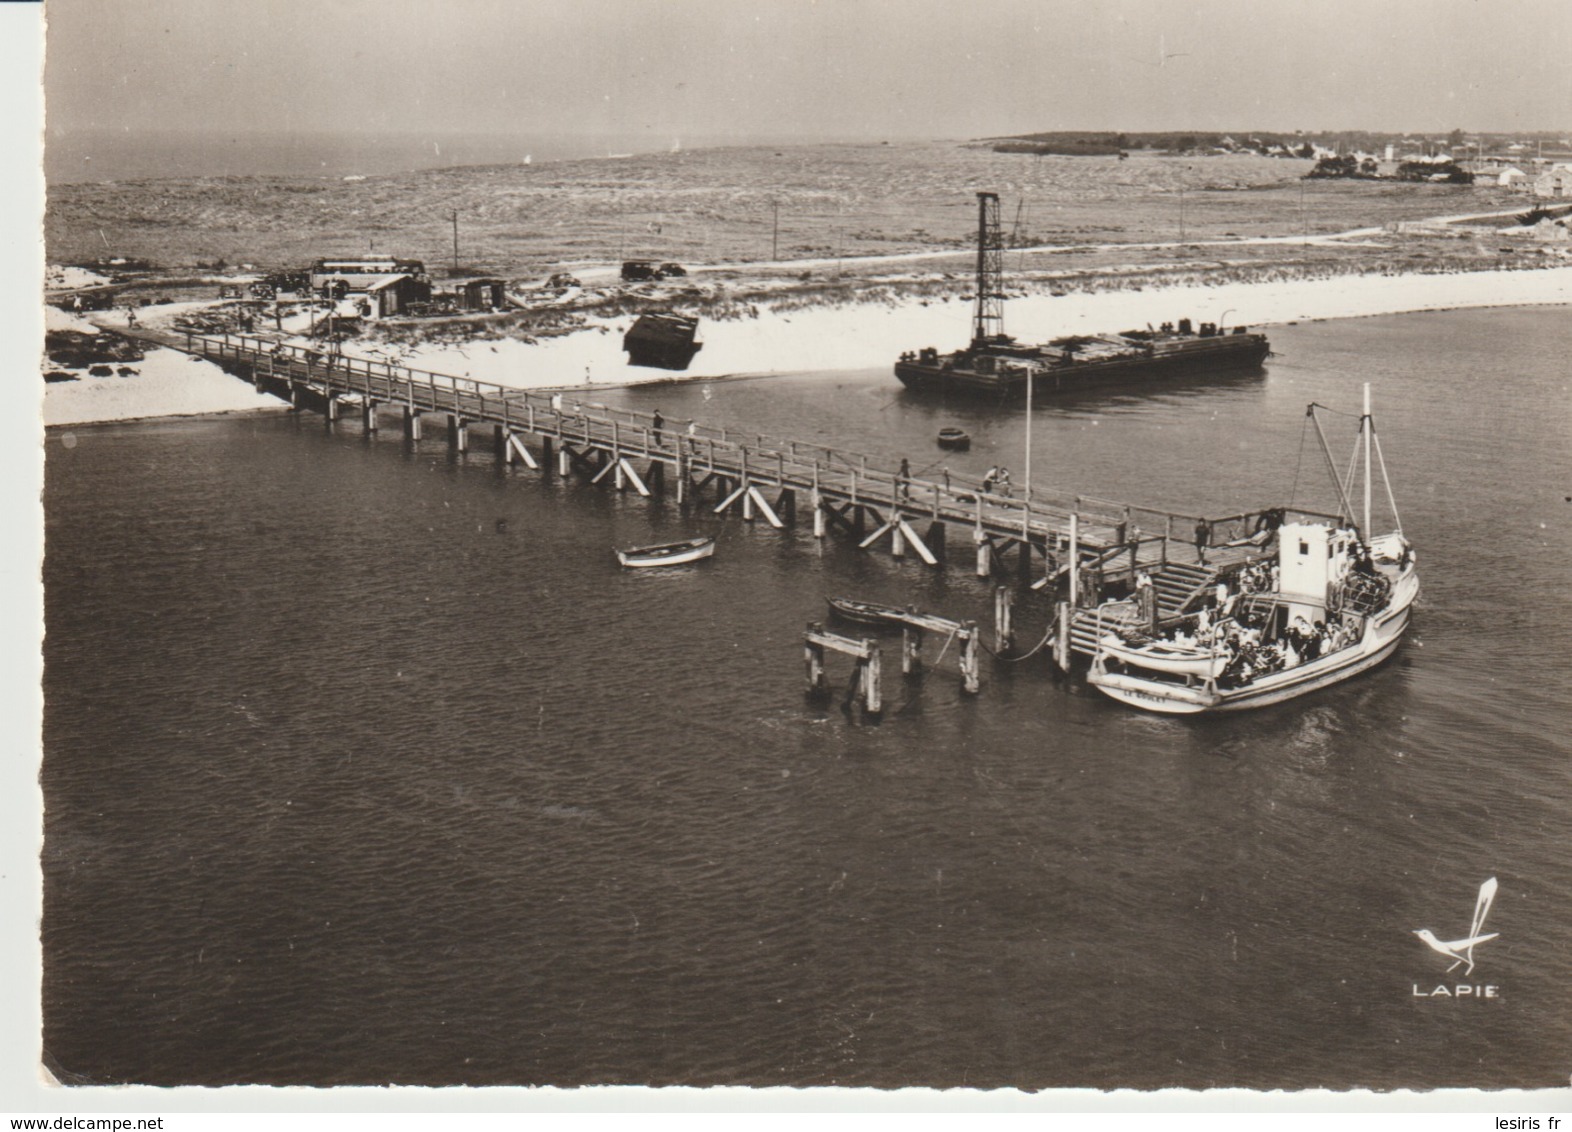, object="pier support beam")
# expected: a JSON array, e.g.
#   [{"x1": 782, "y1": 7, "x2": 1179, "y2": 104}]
[
  {"x1": 803, "y1": 623, "x2": 882, "y2": 720},
  {"x1": 616, "y1": 458, "x2": 651, "y2": 497},
  {"x1": 778, "y1": 489, "x2": 796, "y2": 526},
  {"x1": 897, "y1": 520, "x2": 939, "y2": 567},
  {"x1": 926, "y1": 521, "x2": 947, "y2": 565},
  {"x1": 995, "y1": 586, "x2": 1015, "y2": 655},
  {"x1": 805, "y1": 623, "x2": 828, "y2": 698},
  {"x1": 363, "y1": 400, "x2": 379, "y2": 432},
  {"x1": 1055, "y1": 601, "x2": 1072, "y2": 671},
  {"x1": 746, "y1": 486, "x2": 783, "y2": 528},
  {"x1": 959, "y1": 620, "x2": 980, "y2": 694},
  {"x1": 902, "y1": 622, "x2": 924, "y2": 678},
  {"x1": 403, "y1": 407, "x2": 422, "y2": 441},
  {"x1": 448, "y1": 415, "x2": 468, "y2": 454},
  {"x1": 496, "y1": 427, "x2": 538, "y2": 470},
  {"x1": 897, "y1": 611, "x2": 983, "y2": 696}
]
